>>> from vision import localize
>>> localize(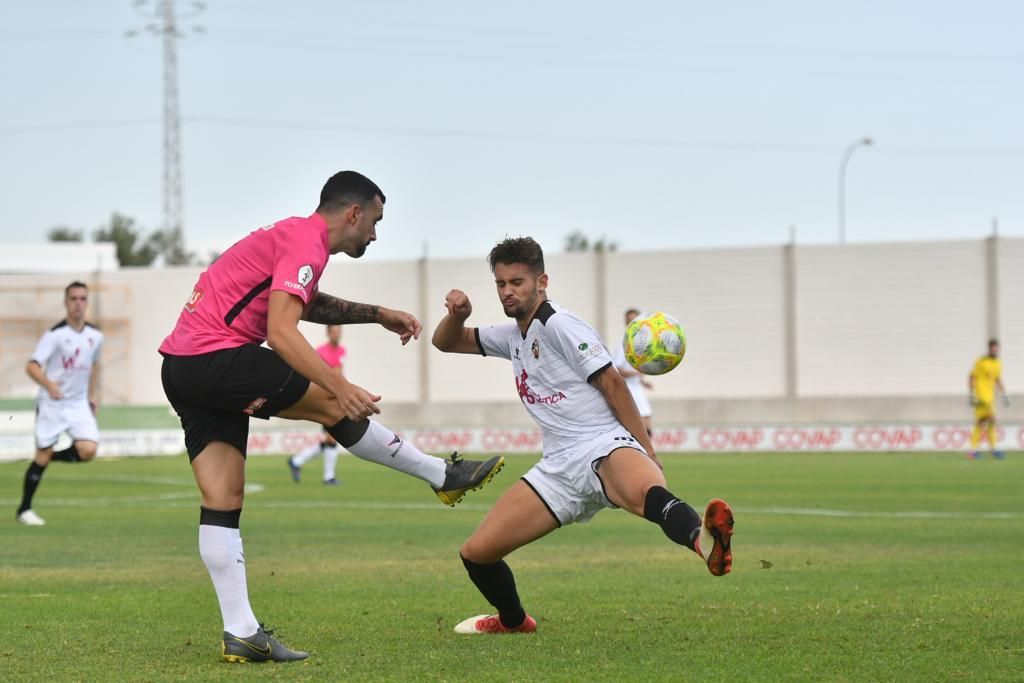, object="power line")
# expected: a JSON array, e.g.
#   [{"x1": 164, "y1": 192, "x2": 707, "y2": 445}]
[{"x1": 2, "y1": 114, "x2": 1023, "y2": 158}]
